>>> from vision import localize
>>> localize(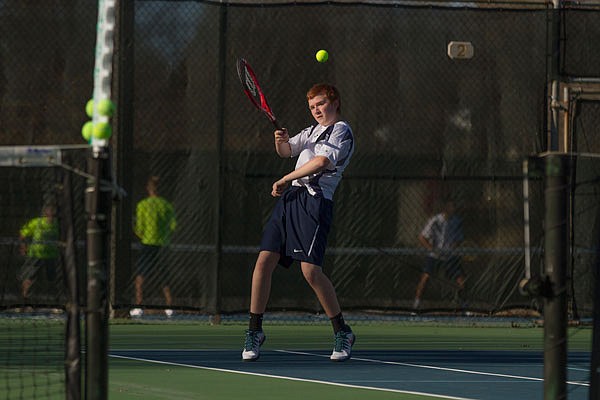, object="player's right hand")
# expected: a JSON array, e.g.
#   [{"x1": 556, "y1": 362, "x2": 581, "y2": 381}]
[
  {"x1": 271, "y1": 178, "x2": 290, "y2": 197},
  {"x1": 274, "y1": 128, "x2": 289, "y2": 144}
]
